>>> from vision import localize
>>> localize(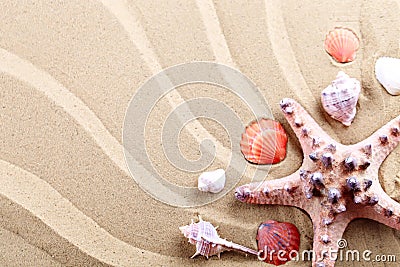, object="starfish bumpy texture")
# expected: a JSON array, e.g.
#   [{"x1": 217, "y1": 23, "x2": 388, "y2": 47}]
[{"x1": 235, "y1": 98, "x2": 400, "y2": 267}]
